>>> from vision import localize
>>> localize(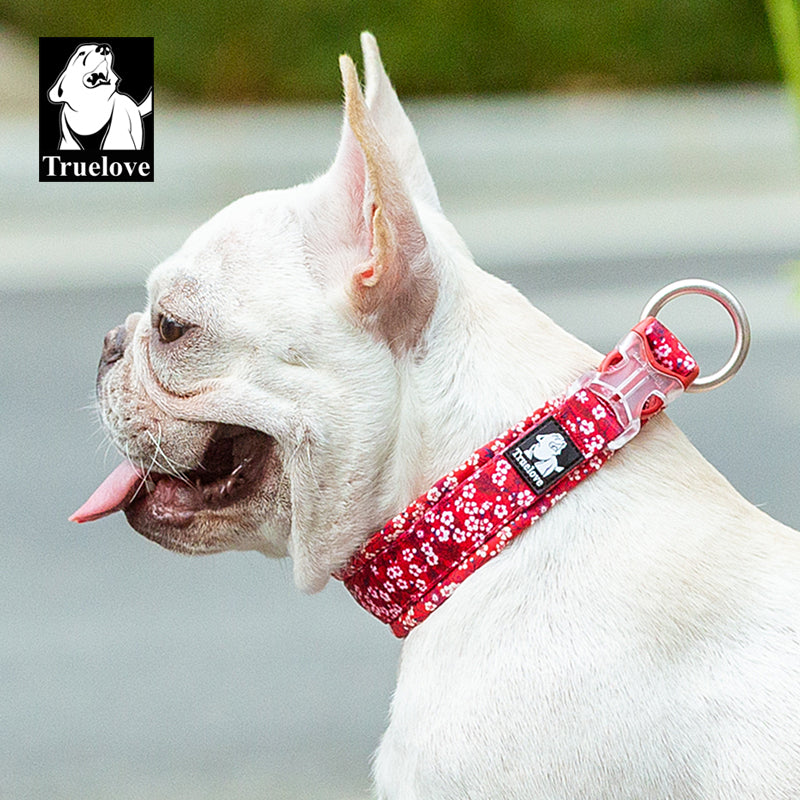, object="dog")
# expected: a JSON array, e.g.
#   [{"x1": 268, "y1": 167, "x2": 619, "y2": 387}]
[
  {"x1": 524, "y1": 432, "x2": 567, "y2": 477},
  {"x1": 48, "y1": 42, "x2": 152, "y2": 150},
  {"x1": 73, "y1": 33, "x2": 800, "y2": 798}
]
